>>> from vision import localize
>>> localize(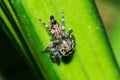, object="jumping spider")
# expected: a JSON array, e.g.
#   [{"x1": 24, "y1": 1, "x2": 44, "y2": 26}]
[{"x1": 39, "y1": 12, "x2": 75, "y2": 64}]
